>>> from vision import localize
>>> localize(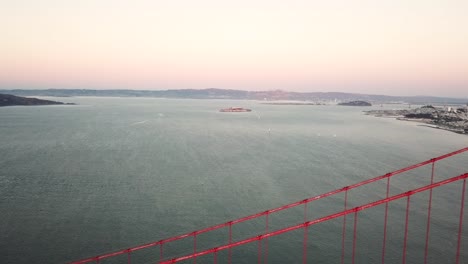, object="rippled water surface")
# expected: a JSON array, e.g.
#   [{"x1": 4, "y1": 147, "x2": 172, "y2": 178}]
[{"x1": 0, "y1": 97, "x2": 467, "y2": 263}]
